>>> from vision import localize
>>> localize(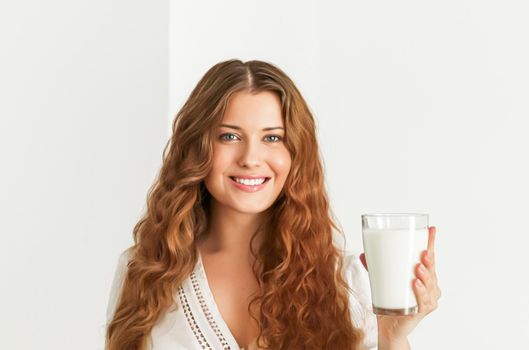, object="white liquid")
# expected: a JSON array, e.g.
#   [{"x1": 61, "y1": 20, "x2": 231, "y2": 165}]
[{"x1": 362, "y1": 228, "x2": 428, "y2": 310}]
